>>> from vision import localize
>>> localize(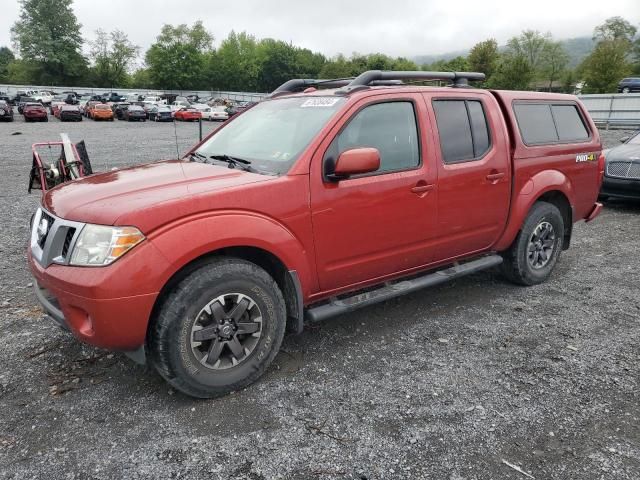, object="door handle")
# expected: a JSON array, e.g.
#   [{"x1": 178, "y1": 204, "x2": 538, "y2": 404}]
[
  {"x1": 411, "y1": 183, "x2": 434, "y2": 194},
  {"x1": 486, "y1": 172, "x2": 505, "y2": 182}
]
